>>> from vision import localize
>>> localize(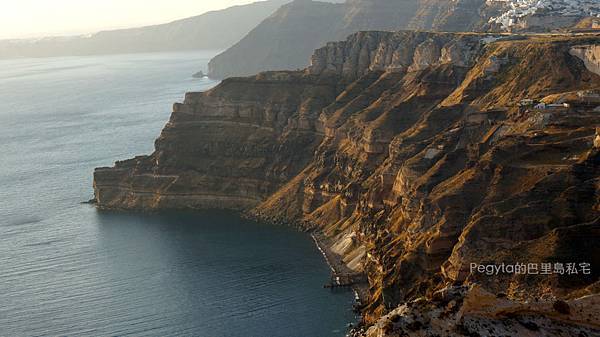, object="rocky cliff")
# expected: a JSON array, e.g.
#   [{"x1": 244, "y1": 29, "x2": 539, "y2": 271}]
[
  {"x1": 355, "y1": 284, "x2": 600, "y2": 337},
  {"x1": 208, "y1": 0, "x2": 498, "y2": 78},
  {"x1": 94, "y1": 71, "x2": 341, "y2": 210},
  {"x1": 95, "y1": 31, "x2": 600, "y2": 334},
  {"x1": 208, "y1": 0, "x2": 597, "y2": 79},
  {"x1": 207, "y1": 0, "x2": 346, "y2": 79},
  {"x1": 570, "y1": 44, "x2": 600, "y2": 76}
]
